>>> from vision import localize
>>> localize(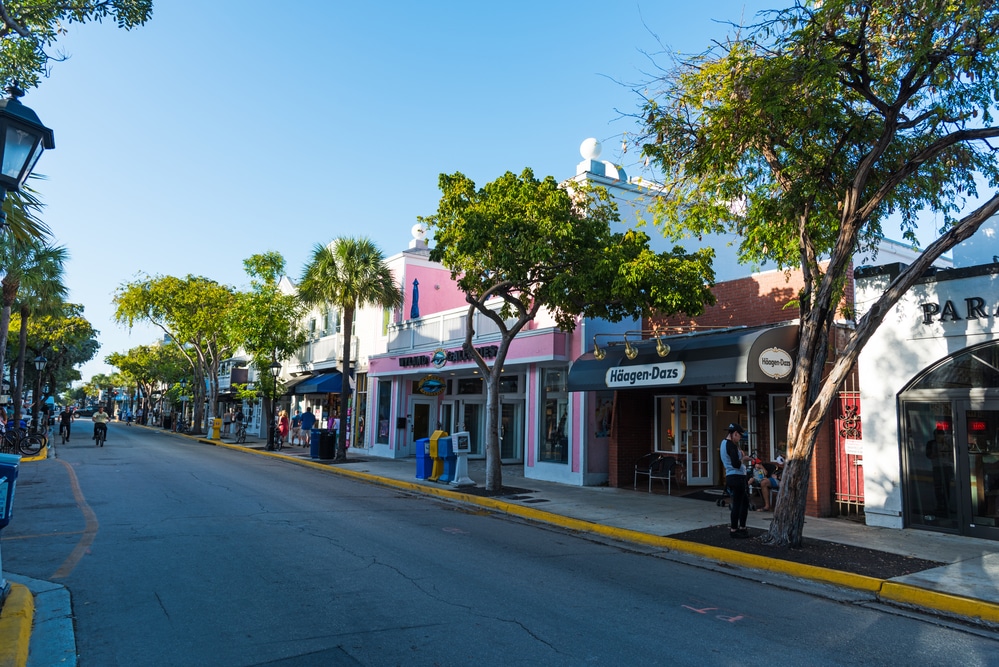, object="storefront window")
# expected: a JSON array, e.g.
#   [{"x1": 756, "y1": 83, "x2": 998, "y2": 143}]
[
  {"x1": 901, "y1": 401, "x2": 958, "y2": 531},
  {"x1": 540, "y1": 368, "x2": 568, "y2": 463},
  {"x1": 355, "y1": 373, "x2": 367, "y2": 447},
  {"x1": 458, "y1": 378, "x2": 483, "y2": 395},
  {"x1": 771, "y1": 394, "x2": 791, "y2": 459},
  {"x1": 376, "y1": 380, "x2": 392, "y2": 445},
  {"x1": 656, "y1": 397, "x2": 678, "y2": 452},
  {"x1": 911, "y1": 342, "x2": 999, "y2": 389},
  {"x1": 499, "y1": 375, "x2": 519, "y2": 393}
]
